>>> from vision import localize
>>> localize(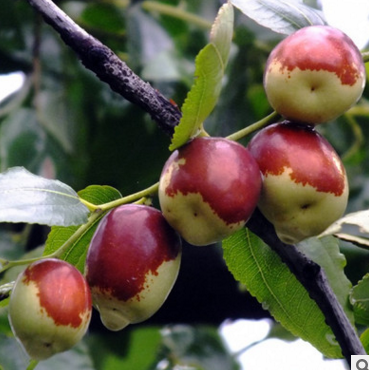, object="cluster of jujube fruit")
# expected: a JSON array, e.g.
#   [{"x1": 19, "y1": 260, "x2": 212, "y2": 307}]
[
  {"x1": 160, "y1": 25, "x2": 365, "y2": 245},
  {"x1": 8, "y1": 205, "x2": 182, "y2": 361},
  {"x1": 7, "y1": 24, "x2": 366, "y2": 362}
]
